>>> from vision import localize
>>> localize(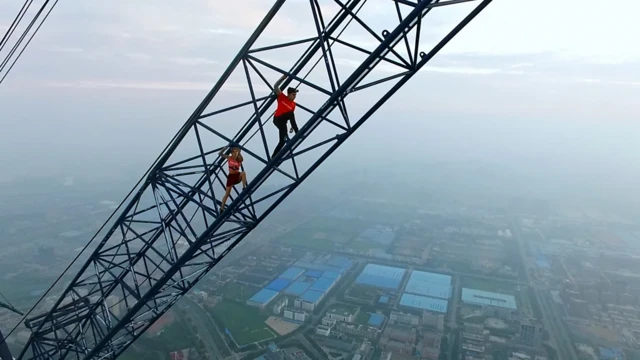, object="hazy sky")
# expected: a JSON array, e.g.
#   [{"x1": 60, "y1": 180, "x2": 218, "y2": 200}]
[{"x1": 0, "y1": 0, "x2": 638, "y2": 202}]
